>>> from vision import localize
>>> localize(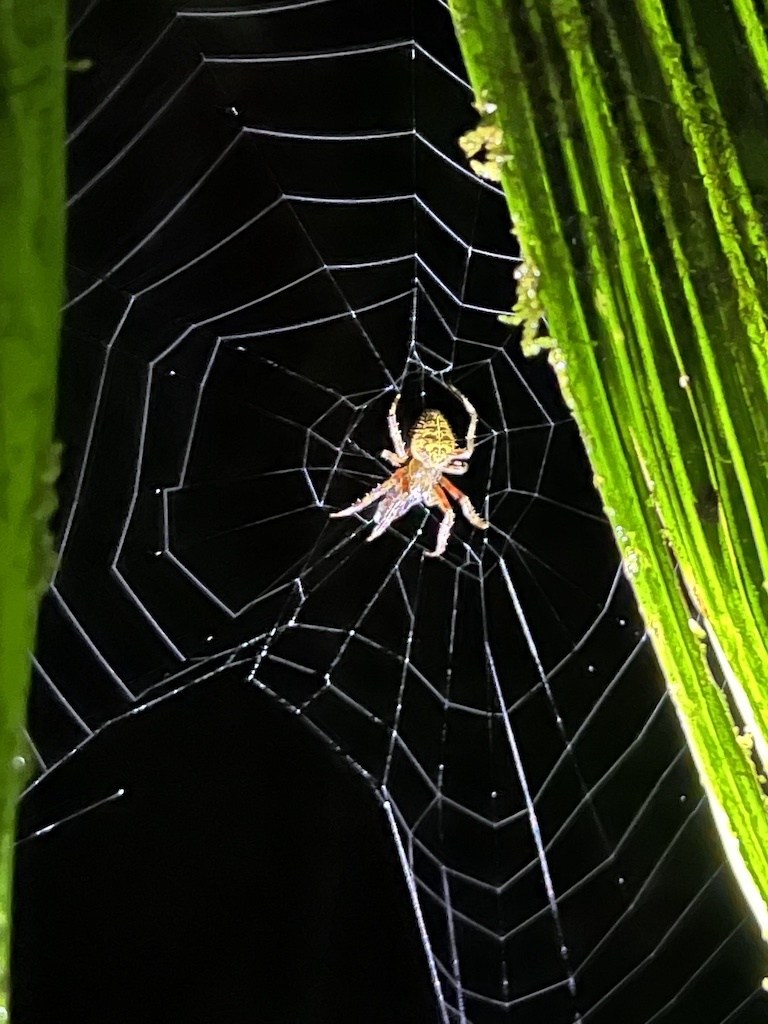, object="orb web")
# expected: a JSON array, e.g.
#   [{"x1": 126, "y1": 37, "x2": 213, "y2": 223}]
[{"x1": 22, "y1": 2, "x2": 766, "y2": 1022}]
